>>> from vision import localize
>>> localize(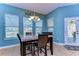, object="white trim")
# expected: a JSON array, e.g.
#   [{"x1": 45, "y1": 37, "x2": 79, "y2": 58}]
[
  {"x1": 53, "y1": 42, "x2": 65, "y2": 46},
  {"x1": 64, "y1": 43, "x2": 79, "y2": 46},
  {"x1": 54, "y1": 42, "x2": 79, "y2": 46},
  {"x1": 64, "y1": 17, "x2": 79, "y2": 20},
  {"x1": 0, "y1": 42, "x2": 65, "y2": 49},
  {"x1": 0, "y1": 44, "x2": 20, "y2": 50}
]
